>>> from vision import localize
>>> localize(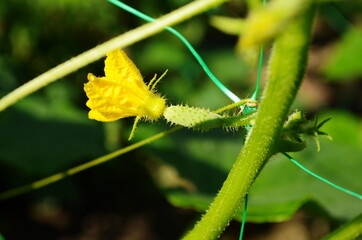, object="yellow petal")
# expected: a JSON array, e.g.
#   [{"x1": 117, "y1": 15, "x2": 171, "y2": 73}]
[
  {"x1": 88, "y1": 109, "x2": 118, "y2": 122},
  {"x1": 104, "y1": 49, "x2": 146, "y2": 89},
  {"x1": 84, "y1": 49, "x2": 166, "y2": 122}
]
